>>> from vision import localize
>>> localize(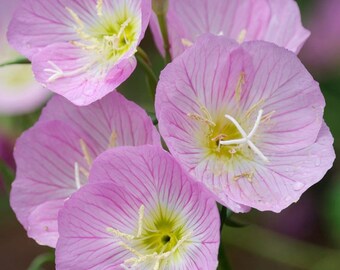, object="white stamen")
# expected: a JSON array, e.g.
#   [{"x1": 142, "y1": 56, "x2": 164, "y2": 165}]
[
  {"x1": 44, "y1": 61, "x2": 92, "y2": 83},
  {"x1": 74, "y1": 162, "x2": 81, "y2": 189},
  {"x1": 106, "y1": 228, "x2": 135, "y2": 241},
  {"x1": 137, "y1": 205, "x2": 144, "y2": 237},
  {"x1": 219, "y1": 109, "x2": 269, "y2": 162},
  {"x1": 96, "y1": 0, "x2": 103, "y2": 17}
]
